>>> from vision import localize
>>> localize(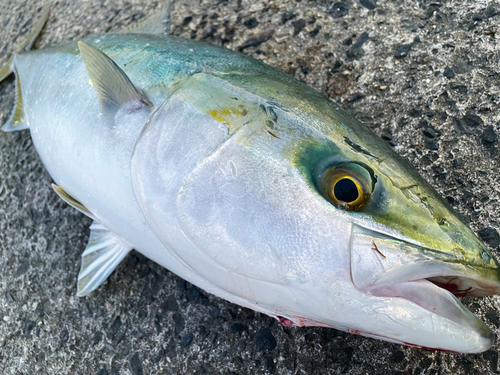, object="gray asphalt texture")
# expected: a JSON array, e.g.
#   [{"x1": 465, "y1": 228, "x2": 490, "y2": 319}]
[{"x1": 1, "y1": 0, "x2": 500, "y2": 374}]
